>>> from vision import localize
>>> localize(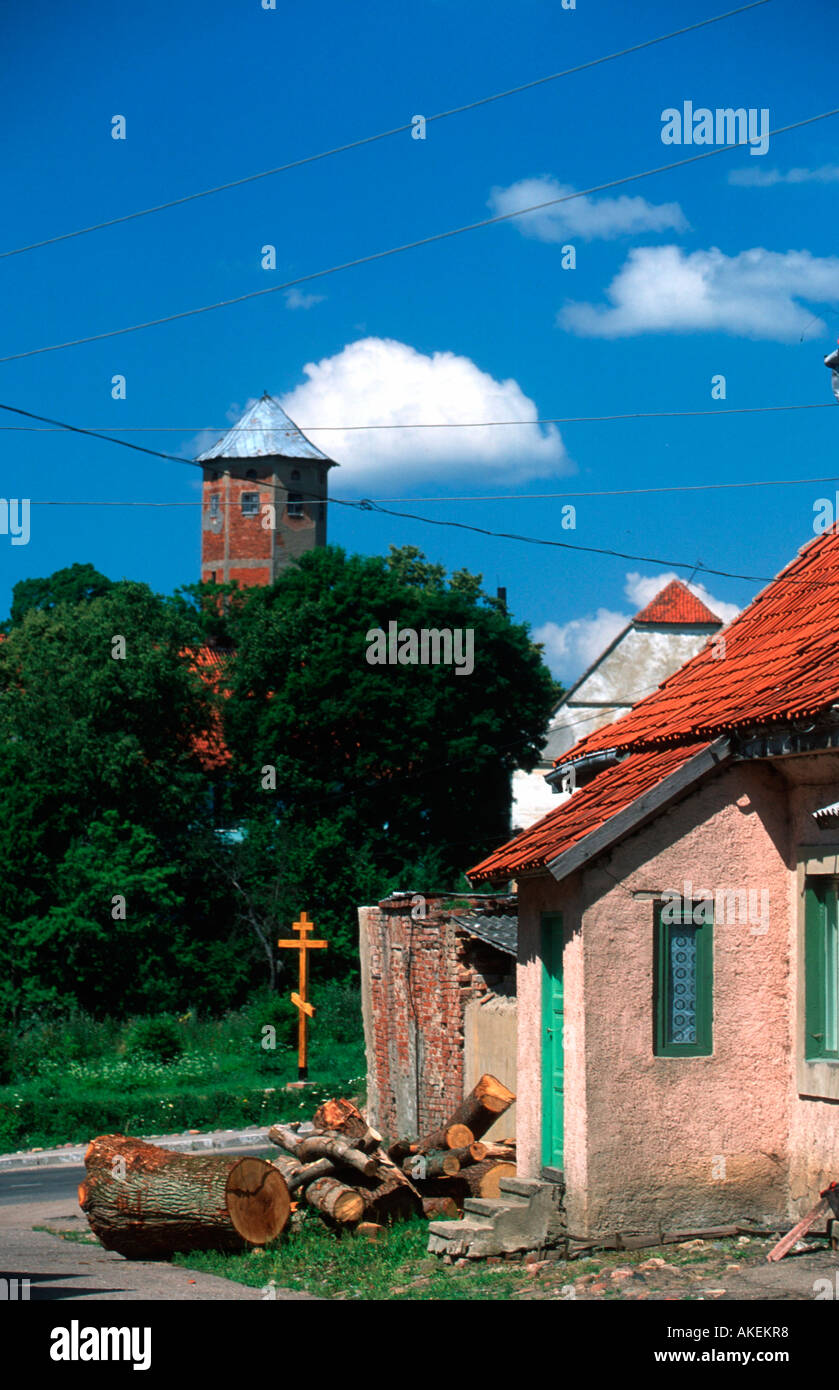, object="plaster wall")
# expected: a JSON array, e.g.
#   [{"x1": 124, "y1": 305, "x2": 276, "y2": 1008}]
[{"x1": 519, "y1": 759, "x2": 802, "y2": 1237}]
